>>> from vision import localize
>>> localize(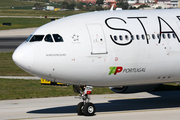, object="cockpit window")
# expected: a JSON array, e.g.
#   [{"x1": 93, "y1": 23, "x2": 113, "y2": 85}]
[
  {"x1": 53, "y1": 34, "x2": 63, "y2": 42},
  {"x1": 26, "y1": 35, "x2": 32, "y2": 42},
  {"x1": 29, "y1": 35, "x2": 44, "y2": 42},
  {"x1": 45, "y1": 34, "x2": 53, "y2": 42}
]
